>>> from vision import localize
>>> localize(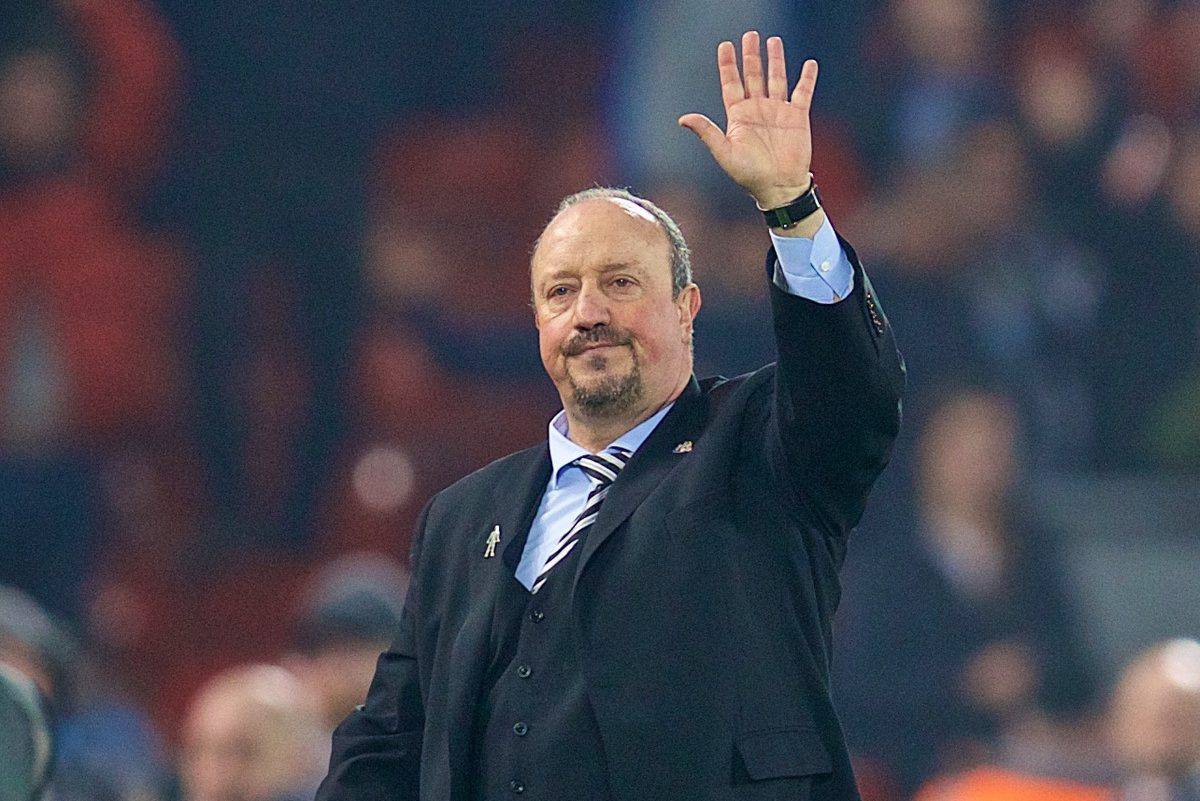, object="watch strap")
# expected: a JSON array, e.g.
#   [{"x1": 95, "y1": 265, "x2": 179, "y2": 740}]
[{"x1": 759, "y1": 182, "x2": 821, "y2": 230}]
